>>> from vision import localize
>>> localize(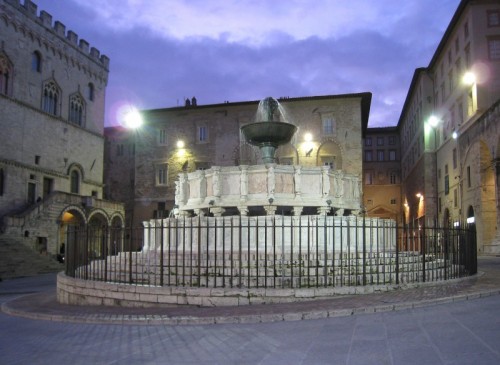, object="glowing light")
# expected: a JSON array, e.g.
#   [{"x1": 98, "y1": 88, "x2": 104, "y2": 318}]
[
  {"x1": 463, "y1": 71, "x2": 476, "y2": 85},
  {"x1": 416, "y1": 193, "x2": 422, "y2": 198},
  {"x1": 304, "y1": 133, "x2": 313, "y2": 142},
  {"x1": 124, "y1": 107, "x2": 143, "y2": 129},
  {"x1": 428, "y1": 116, "x2": 439, "y2": 128},
  {"x1": 176, "y1": 140, "x2": 185, "y2": 148},
  {"x1": 467, "y1": 217, "x2": 475, "y2": 224},
  {"x1": 452, "y1": 131, "x2": 458, "y2": 139}
]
